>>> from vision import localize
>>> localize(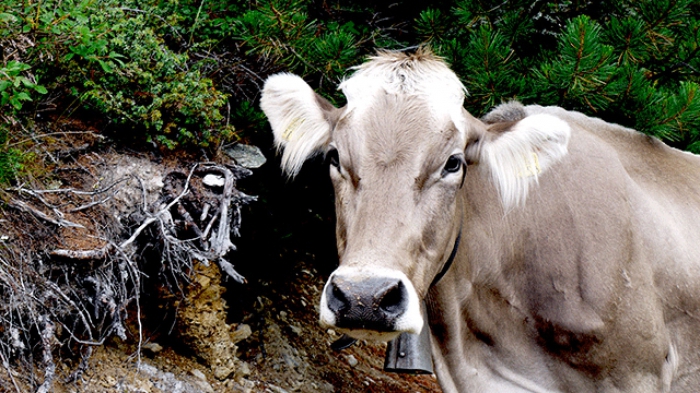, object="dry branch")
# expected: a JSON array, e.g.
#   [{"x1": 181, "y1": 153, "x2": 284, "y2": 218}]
[
  {"x1": 9, "y1": 199, "x2": 85, "y2": 228},
  {"x1": 49, "y1": 247, "x2": 110, "y2": 260},
  {"x1": 35, "y1": 318, "x2": 56, "y2": 393}
]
